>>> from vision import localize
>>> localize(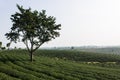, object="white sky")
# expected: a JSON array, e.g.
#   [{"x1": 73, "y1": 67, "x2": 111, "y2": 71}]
[{"x1": 1, "y1": 0, "x2": 120, "y2": 48}]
